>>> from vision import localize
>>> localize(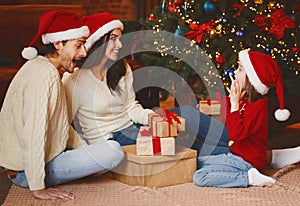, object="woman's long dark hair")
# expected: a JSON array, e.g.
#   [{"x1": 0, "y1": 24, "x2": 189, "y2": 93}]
[{"x1": 81, "y1": 30, "x2": 126, "y2": 92}]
